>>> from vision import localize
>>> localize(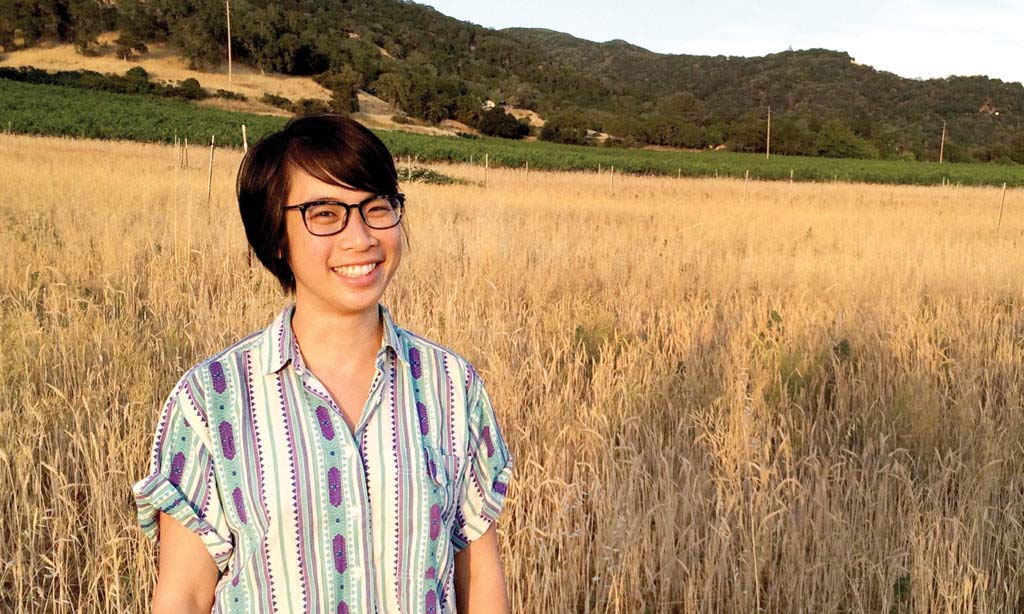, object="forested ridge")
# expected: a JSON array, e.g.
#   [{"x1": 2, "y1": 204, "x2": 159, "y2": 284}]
[{"x1": 2, "y1": 0, "x2": 1023, "y2": 163}]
